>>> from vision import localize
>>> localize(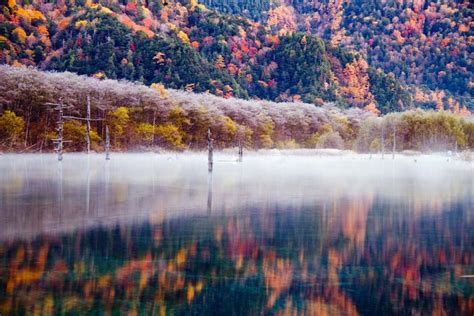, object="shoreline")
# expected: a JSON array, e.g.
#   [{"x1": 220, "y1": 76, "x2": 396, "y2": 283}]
[
  {"x1": 0, "y1": 150, "x2": 472, "y2": 165},
  {"x1": 1, "y1": 148, "x2": 472, "y2": 157}
]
